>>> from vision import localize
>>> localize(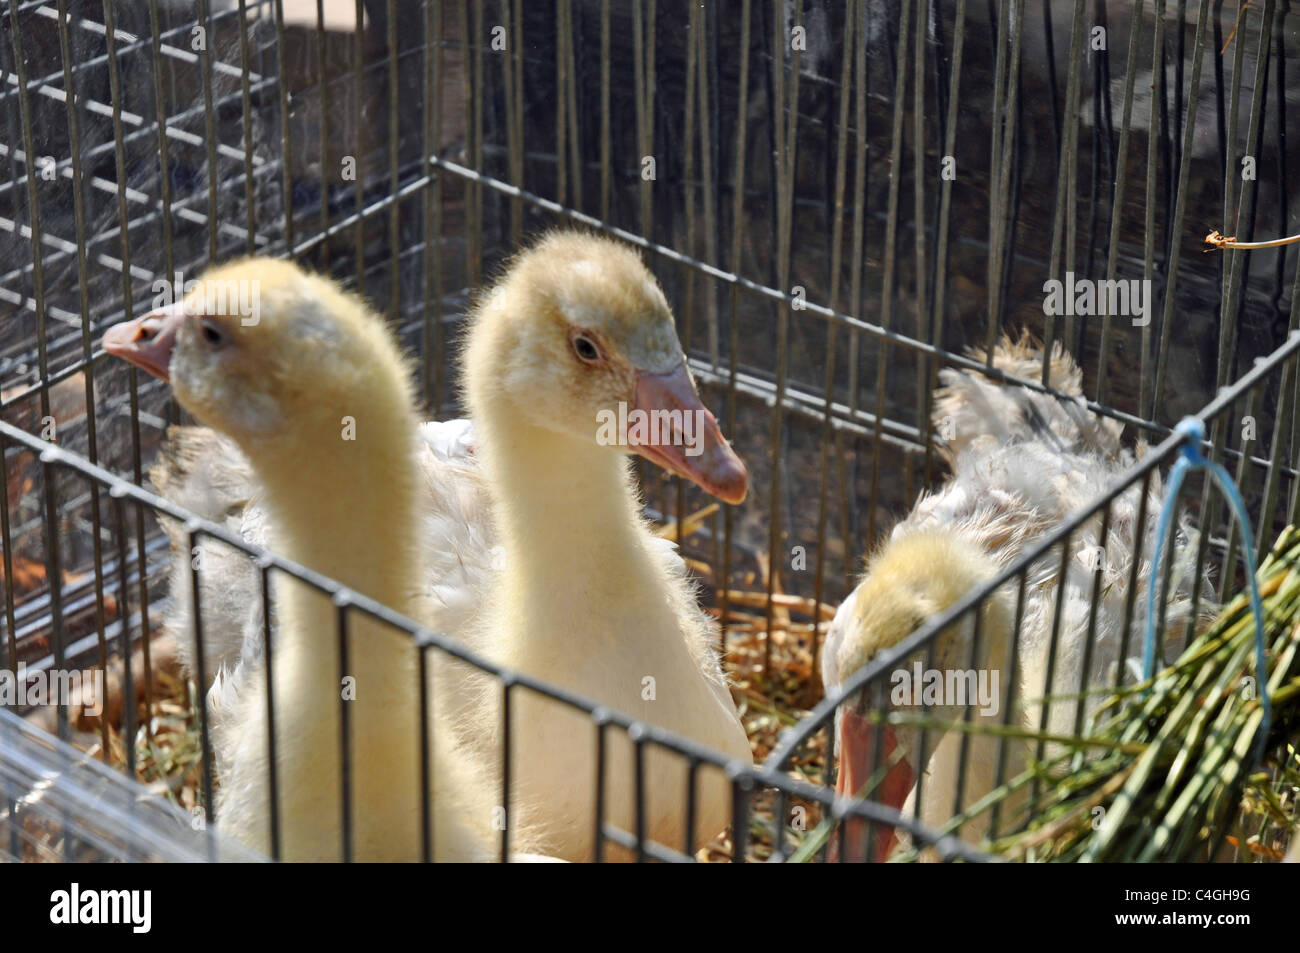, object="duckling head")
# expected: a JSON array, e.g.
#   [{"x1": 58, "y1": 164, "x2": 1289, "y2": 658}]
[
  {"x1": 103, "y1": 257, "x2": 416, "y2": 458},
  {"x1": 464, "y1": 231, "x2": 748, "y2": 504},
  {"x1": 824, "y1": 530, "x2": 1013, "y2": 861}
]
